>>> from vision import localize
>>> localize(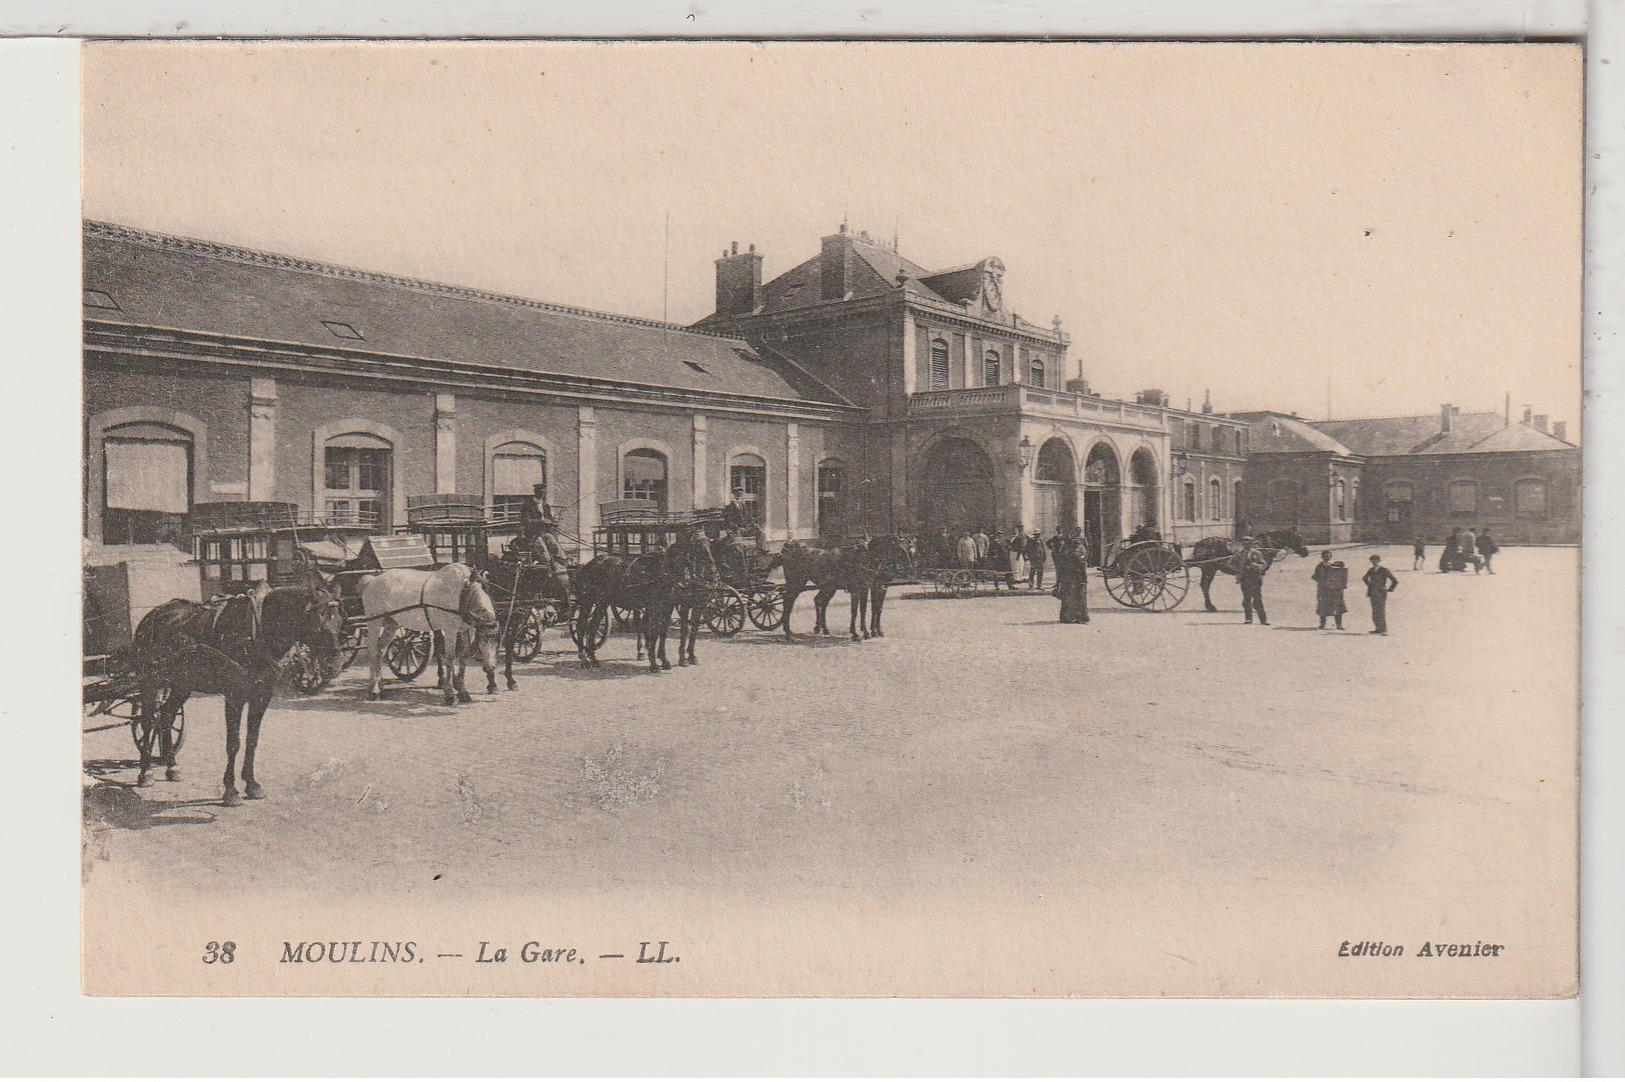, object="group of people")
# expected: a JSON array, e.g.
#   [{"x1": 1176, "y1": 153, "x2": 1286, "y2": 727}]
[
  {"x1": 924, "y1": 526, "x2": 1070, "y2": 591},
  {"x1": 1310, "y1": 550, "x2": 1399, "y2": 634},
  {"x1": 1413, "y1": 527, "x2": 1499, "y2": 574}
]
